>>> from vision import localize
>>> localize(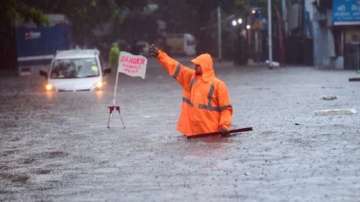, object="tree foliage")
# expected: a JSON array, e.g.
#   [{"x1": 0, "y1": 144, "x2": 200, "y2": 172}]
[
  {"x1": 2, "y1": 0, "x2": 148, "y2": 46},
  {"x1": 1, "y1": 0, "x2": 283, "y2": 51},
  {"x1": 0, "y1": 0, "x2": 48, "y2": 25}
]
